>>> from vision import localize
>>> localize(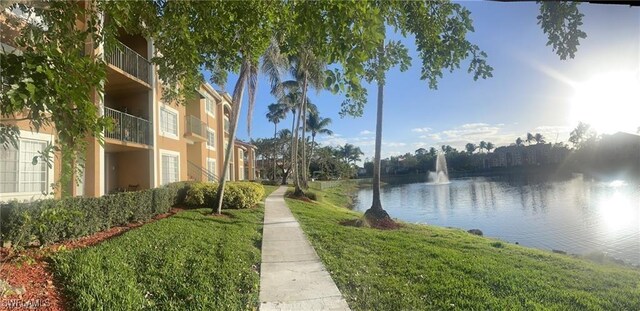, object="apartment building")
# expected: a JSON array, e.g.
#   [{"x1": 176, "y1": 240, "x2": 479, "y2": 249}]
[{"x1": 0, "y1": 10, "x2": 257, "y2": 202}]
